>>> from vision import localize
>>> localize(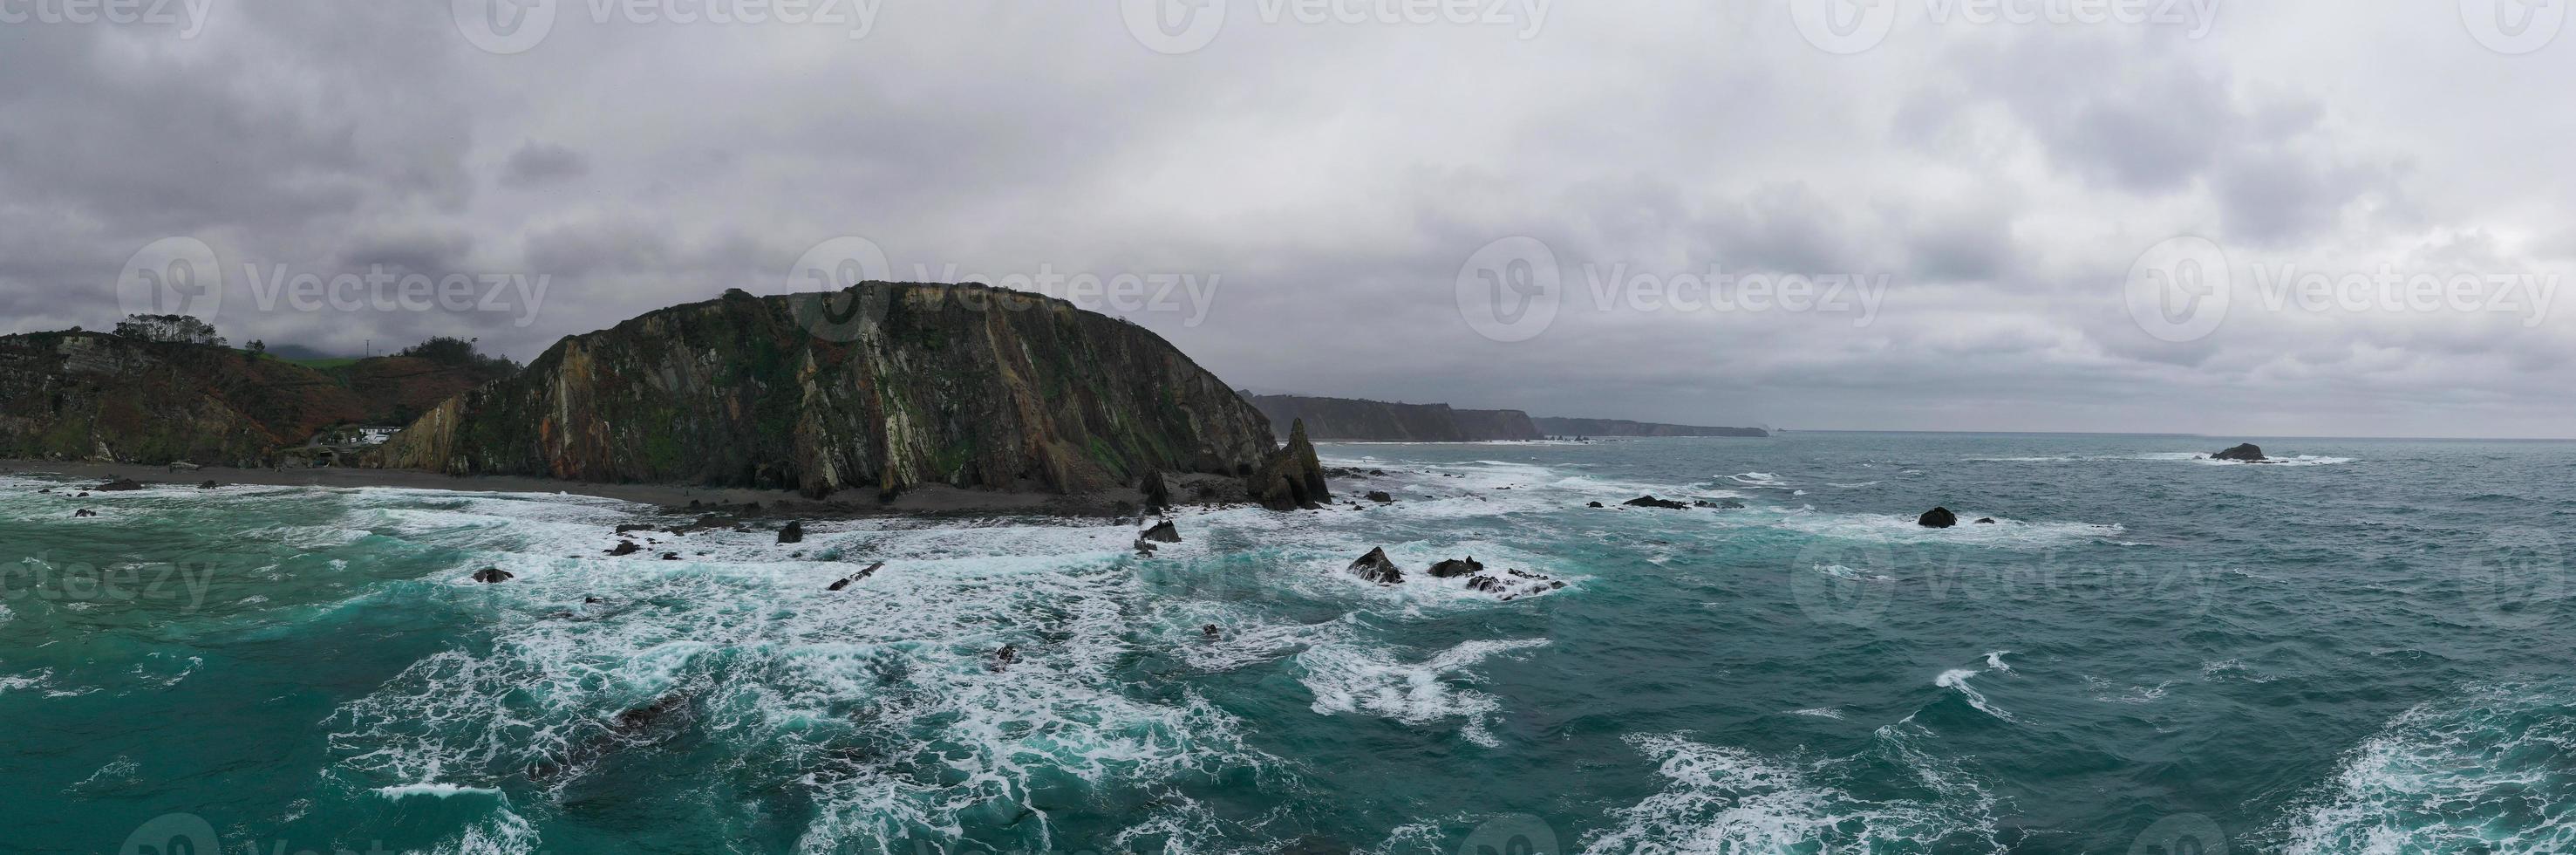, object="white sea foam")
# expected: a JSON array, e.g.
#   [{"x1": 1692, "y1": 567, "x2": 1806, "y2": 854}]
[
  {"x1": 1934, "y1": 653, "x2": 2018, "y2": 723},
  {"x1": 1581, "y1": 733, "x2": 1998, "y2": 854},
  {"x1": 378, "y1": 783, "x2": 504, "y2": 799},
  {"x1": 1297, "y1": 638, "x2": 1549, "y2": 747},
  {"x1": 2273, "y1": 681, "x2": 2576, "y2": 854}
]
